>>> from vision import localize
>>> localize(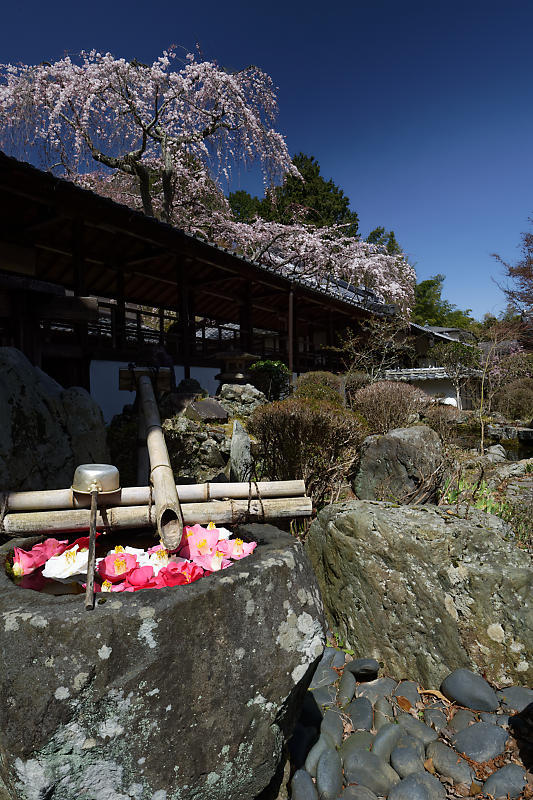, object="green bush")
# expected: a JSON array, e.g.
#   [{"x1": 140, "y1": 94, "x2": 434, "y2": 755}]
[
  {"x1": 295, "y1": 371, "x2": 344, "y2": 406},
  {"x1": 351, "y1": 380, "x2": 430, "y2": 434},
  {"x1": 249, "y1": 359, "x2": 290, "y2": 401},
  {"x1": 249, "y1": 396, "x2": 366, "y2": 508},
  {"x1": 493, "y1": 378, "x2": 533, "y2": 421}
]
